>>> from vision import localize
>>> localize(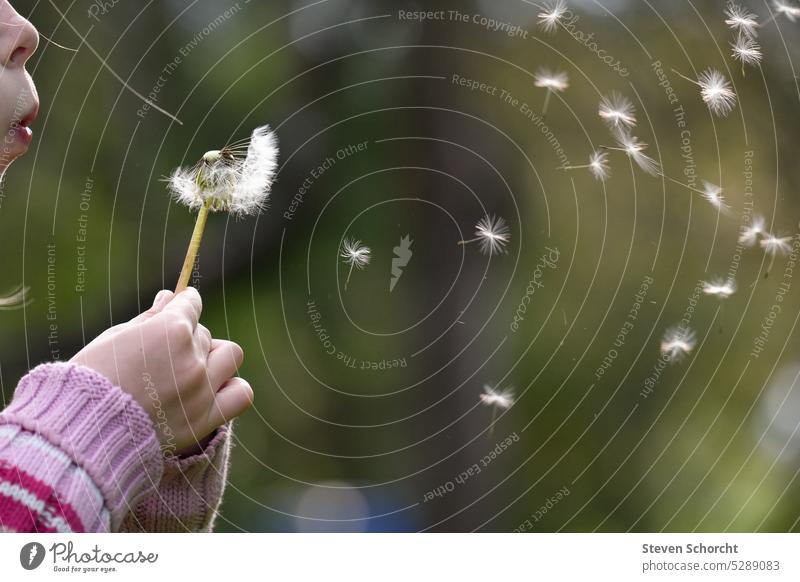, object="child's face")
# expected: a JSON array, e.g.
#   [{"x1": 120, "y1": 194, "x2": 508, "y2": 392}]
[{"x1": 0, "y1": 0, "x2": 38, "y2": 174}]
